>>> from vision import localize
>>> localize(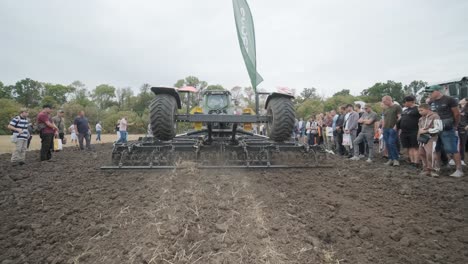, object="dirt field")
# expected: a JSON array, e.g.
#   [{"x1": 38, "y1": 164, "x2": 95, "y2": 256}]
[
  {"x1": 0, "y1": 143, "x2": 467, "y2": 264},
  {"x1": 0, "y1": 134, "x2": 144, "y2": 154}
]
